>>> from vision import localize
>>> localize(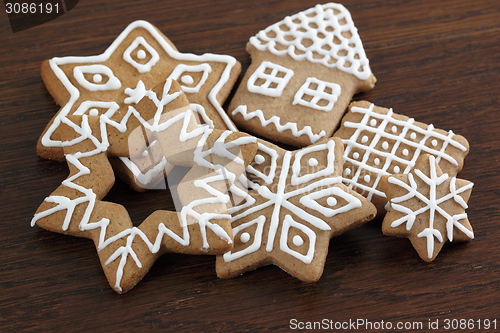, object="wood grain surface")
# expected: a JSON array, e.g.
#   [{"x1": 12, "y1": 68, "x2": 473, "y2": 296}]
[{"x1": 1, "y1": 0, "x2": 499, "y2": 331}]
